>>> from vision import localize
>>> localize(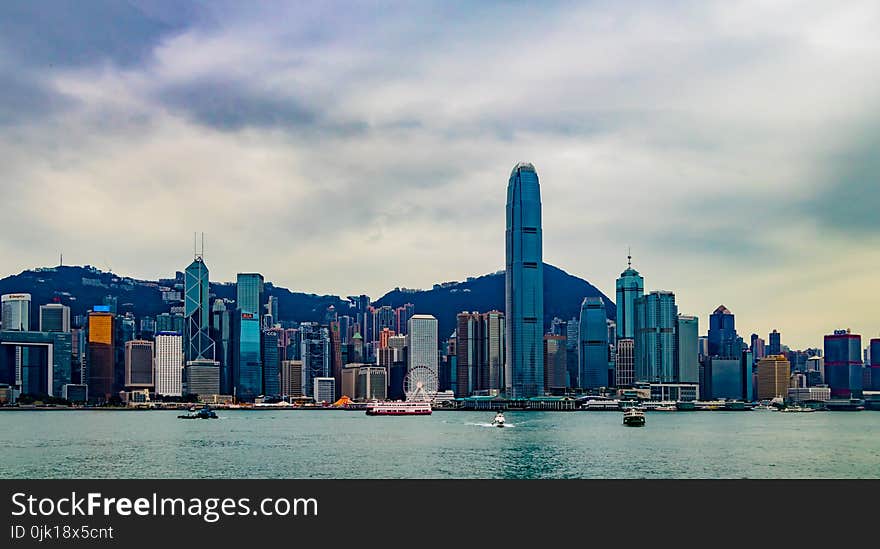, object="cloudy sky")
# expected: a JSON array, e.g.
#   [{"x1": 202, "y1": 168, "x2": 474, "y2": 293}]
[{"x1": 1, "y1": 1, "x2": 879, "y2": 348}]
